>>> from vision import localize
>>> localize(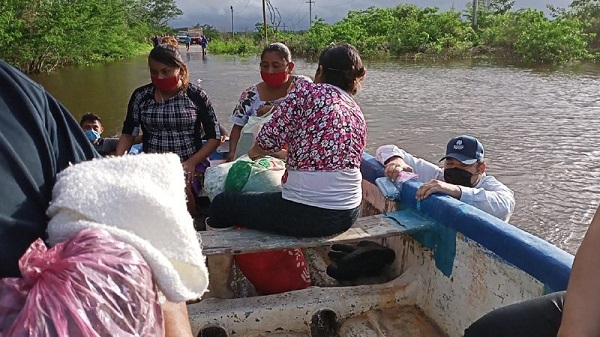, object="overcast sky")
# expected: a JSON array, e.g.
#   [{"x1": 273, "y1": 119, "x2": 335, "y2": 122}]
[{"x1": 169, "y1": 0, "x2": 573, "y2": 32}]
